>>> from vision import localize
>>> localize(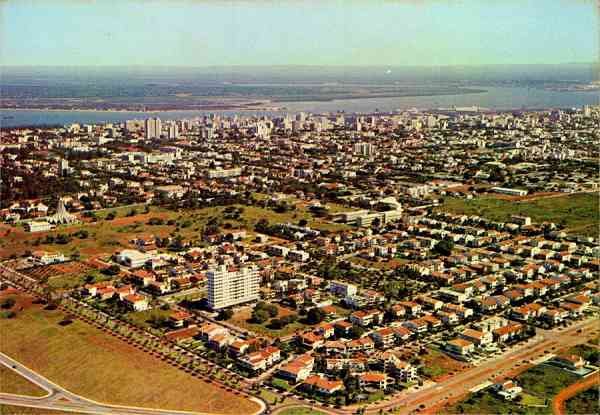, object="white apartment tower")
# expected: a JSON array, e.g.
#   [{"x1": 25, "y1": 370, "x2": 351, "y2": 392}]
[
  {"x1": 353, "y1": 142, "x2": 375, "y2": 157},
  {"x1": 145, "y1": 117, "x2": 162, "y2": 139},
  {"x1": 207, "y1": 264, "x2": 260, "y2": 309},
  {"x1": 168, "y1": 123, "x2": 179, "y2": 139},
  {"x1": 58, "y1": 158, "x2": 69, "y2": 176}
]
